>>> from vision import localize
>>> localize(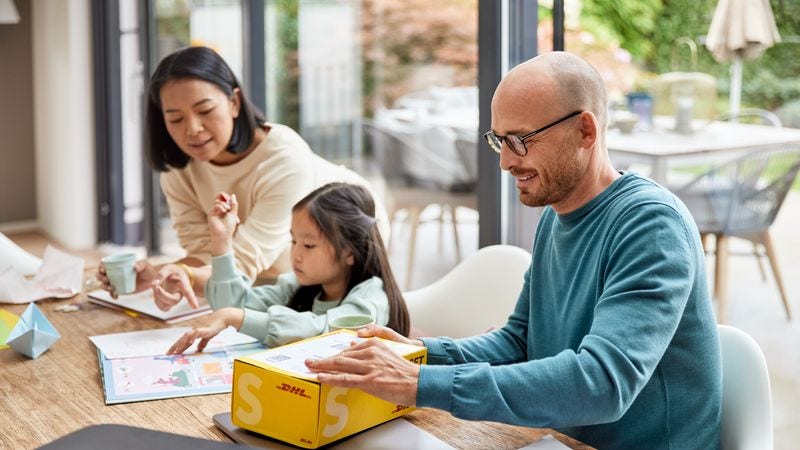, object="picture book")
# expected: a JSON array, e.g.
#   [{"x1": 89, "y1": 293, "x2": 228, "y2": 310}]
[
  {"x1": 87, "y1": 289, "x2": 212, "y2": 323},
  {"x1": 97, "y1": 343, "x2": 265, "y2": 404},
  {"x1": 92, "y1": 326, "x2": 264, "y2": 404}
]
